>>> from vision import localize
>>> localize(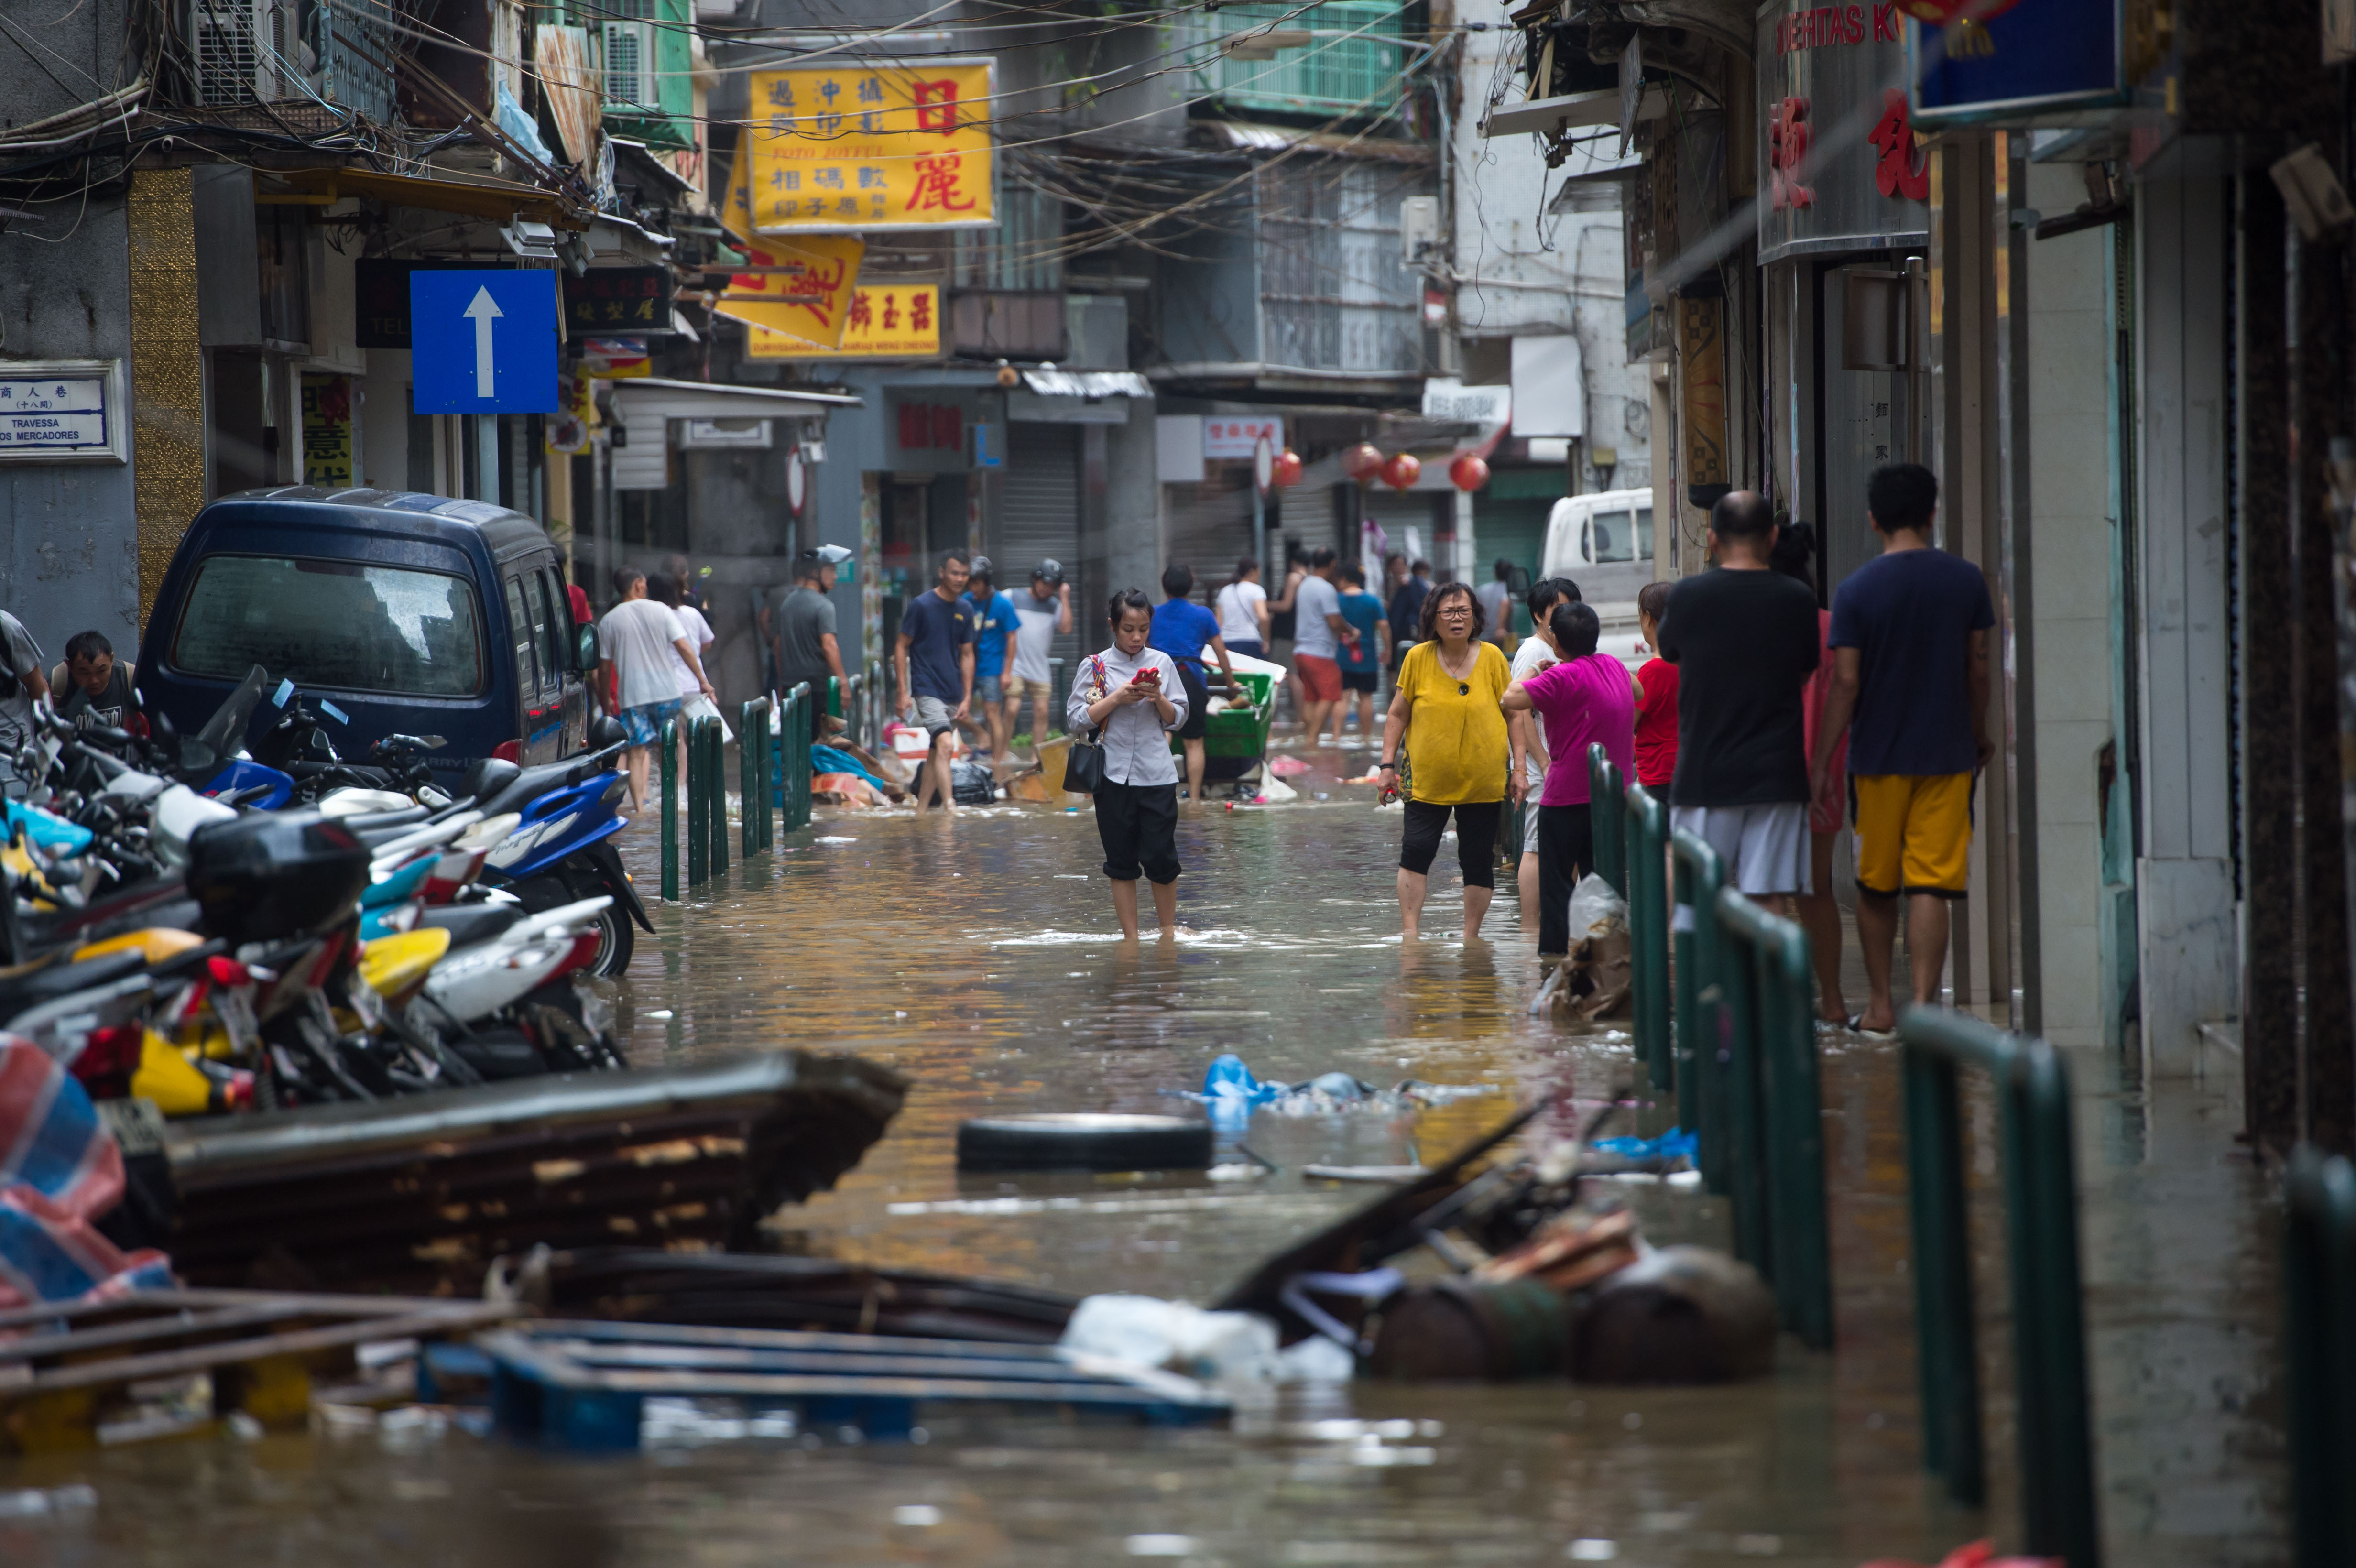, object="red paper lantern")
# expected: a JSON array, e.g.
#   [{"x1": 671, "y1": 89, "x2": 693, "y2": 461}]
[
  {"x1": 1339, "y1": 442, "x2": 1384, "y2": 480},
  {"x1": 1448, "y1": 453, "x2": 1491, "y2": 492},
  {"x1": 1271, "y1": 448, "x2": 1304, "y2": 487},
  {"x1": 1380, "y1": 452, "x2": 1422, "y2": 491}
]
